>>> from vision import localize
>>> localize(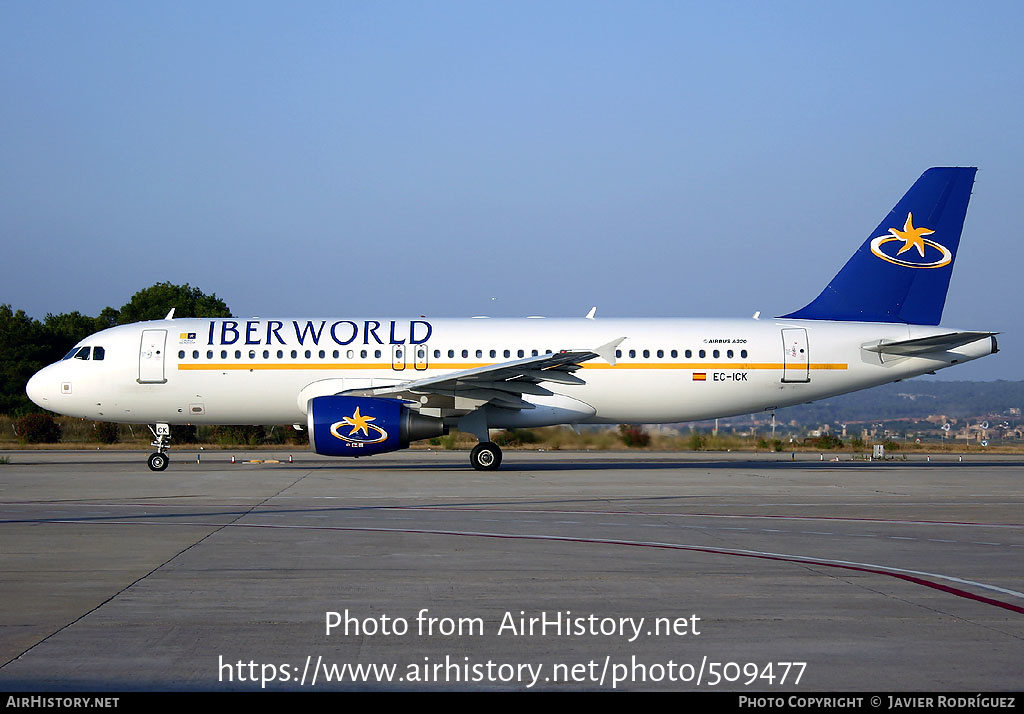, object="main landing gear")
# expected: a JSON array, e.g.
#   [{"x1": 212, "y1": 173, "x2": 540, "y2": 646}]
[
  {"x1": 147, "y1": 423, "x2": 171, "y2": 471},
  {"x1": 470, "y1": 441, "x2": 502, "y2": 471}
]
